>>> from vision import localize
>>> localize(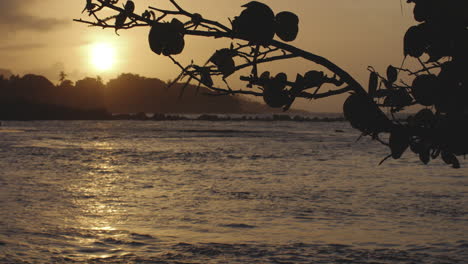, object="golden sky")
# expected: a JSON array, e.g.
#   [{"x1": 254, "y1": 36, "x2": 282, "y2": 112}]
[{"x1": 0, "y1": 0, "x2": 416, "y2": 112}]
